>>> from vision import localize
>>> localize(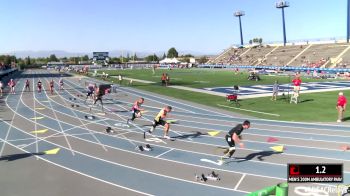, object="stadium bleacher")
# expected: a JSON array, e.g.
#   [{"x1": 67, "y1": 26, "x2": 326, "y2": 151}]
[{"x1": 209, "y1": 42, "x2": 350, "y2": 69}]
